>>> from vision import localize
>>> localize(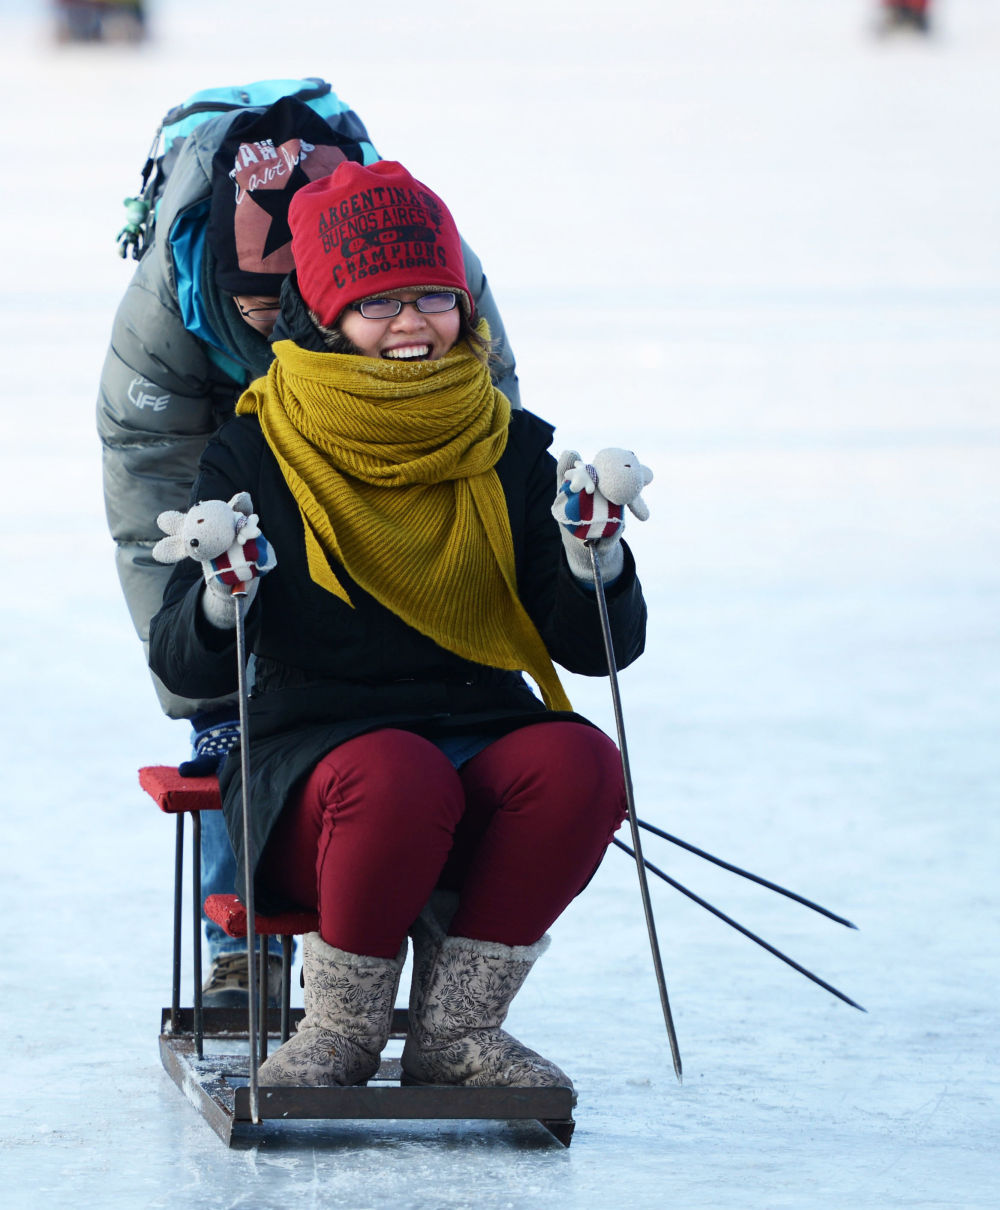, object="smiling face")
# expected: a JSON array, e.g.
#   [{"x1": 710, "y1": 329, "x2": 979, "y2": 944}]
[{"x1": 336, "y1": 290, "x2": 462, "y2": 362}]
